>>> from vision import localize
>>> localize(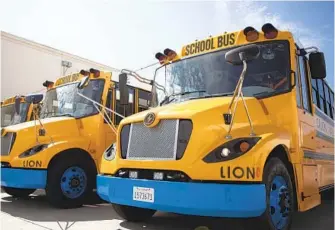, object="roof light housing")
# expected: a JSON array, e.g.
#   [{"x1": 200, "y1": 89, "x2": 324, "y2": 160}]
[
  {"x1": 89, "y1": 68, "x2": 100, "y2": 78},
  {"x1": 262, "y1": 23, "x2": 278, "y2": 39},
  {"x1": 243, "y1": 26, "x2": 259, "y2": 42},
  {"x1": 163, "y1": 48, "x2": 180, "y2": 62},
  {"x1": 155, "y1": 52, "x2": 169, "y2": 65},
  {"x1": 80, "y1": 69, "x2": 90, "y2": 76},
  {"x1": 42, "y1": 80, "x2": 54, "y2": 89}
]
